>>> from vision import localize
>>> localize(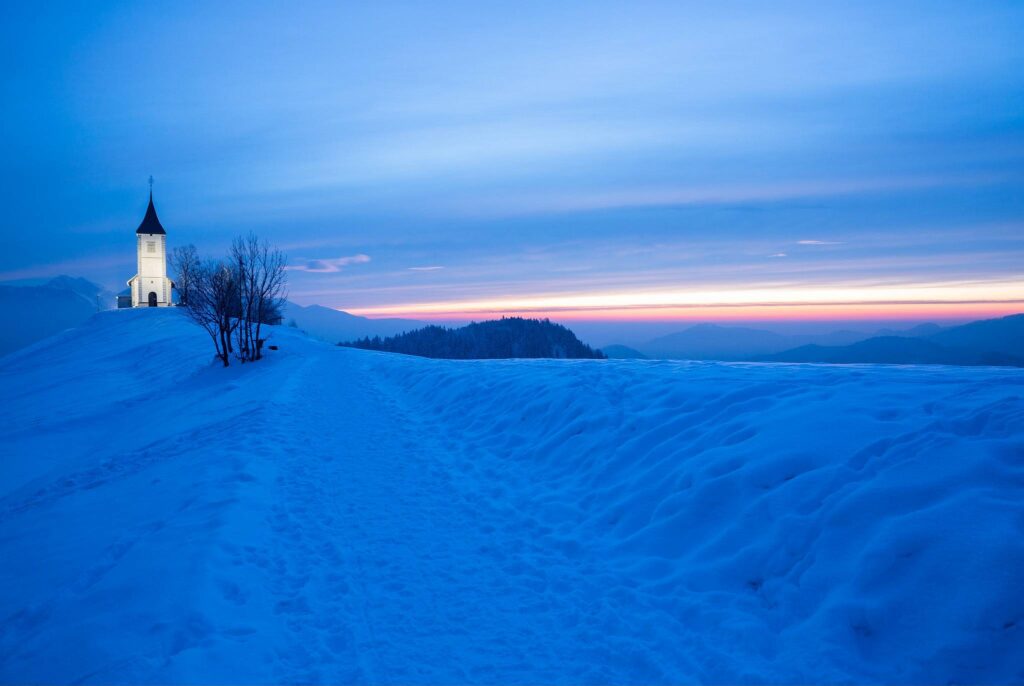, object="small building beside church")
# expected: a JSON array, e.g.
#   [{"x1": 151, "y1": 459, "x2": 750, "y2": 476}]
[{"x1": 120, "y1": 190, "x2": 175, "y2": 308}]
